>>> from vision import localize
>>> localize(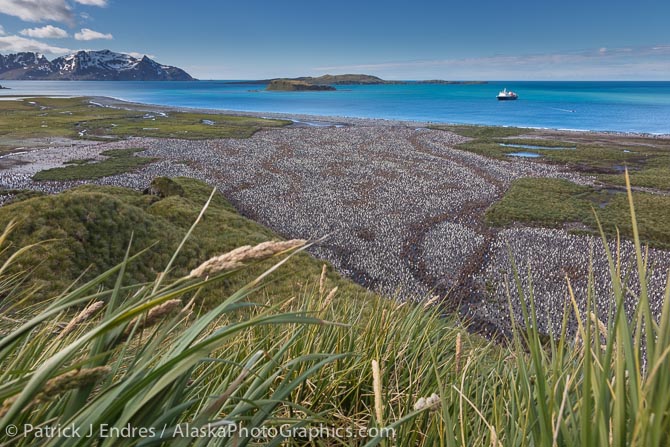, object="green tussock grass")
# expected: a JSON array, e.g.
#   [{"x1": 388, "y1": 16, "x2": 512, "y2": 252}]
[
  {"x1": 63, "y1": 158, "x2": 96, "y2": 165},
  {"x1": 32, "y1": 148, "x2": 154, "y2": 181},
  {"x1": 486, "y1": 177, "x2": 670, "y2": 248},
  {"x1": 0, "y1": 97, "x2": 290, "y2": 149},
  {"x1": 0, "y1": 188, "x2": 45, "y2": 205},
  {"x1": 2, "y1": 172, "x2": 670, "y2": 445},
  {"x1": 428, "y1": 124, "x2": 530, "y2": 139},
  {"x1": 599, "y1": 156, "x2": 670, "y2": 190}
]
